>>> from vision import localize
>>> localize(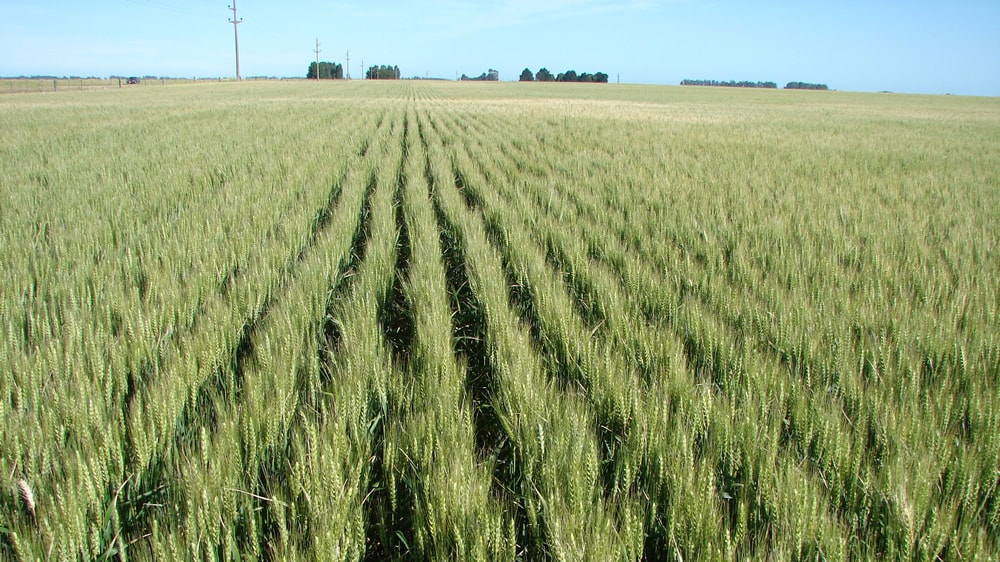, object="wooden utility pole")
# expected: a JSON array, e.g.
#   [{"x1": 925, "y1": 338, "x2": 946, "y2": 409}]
[
  {"x1": 345, "y1": 50, "x2": 350, "y2": 80},
  {"x1": 228, "y1": 1, "x2": 243, "y2": 80},
  {"x1": 314, "y1": 39, "x2": 321, "y2": 79}
]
